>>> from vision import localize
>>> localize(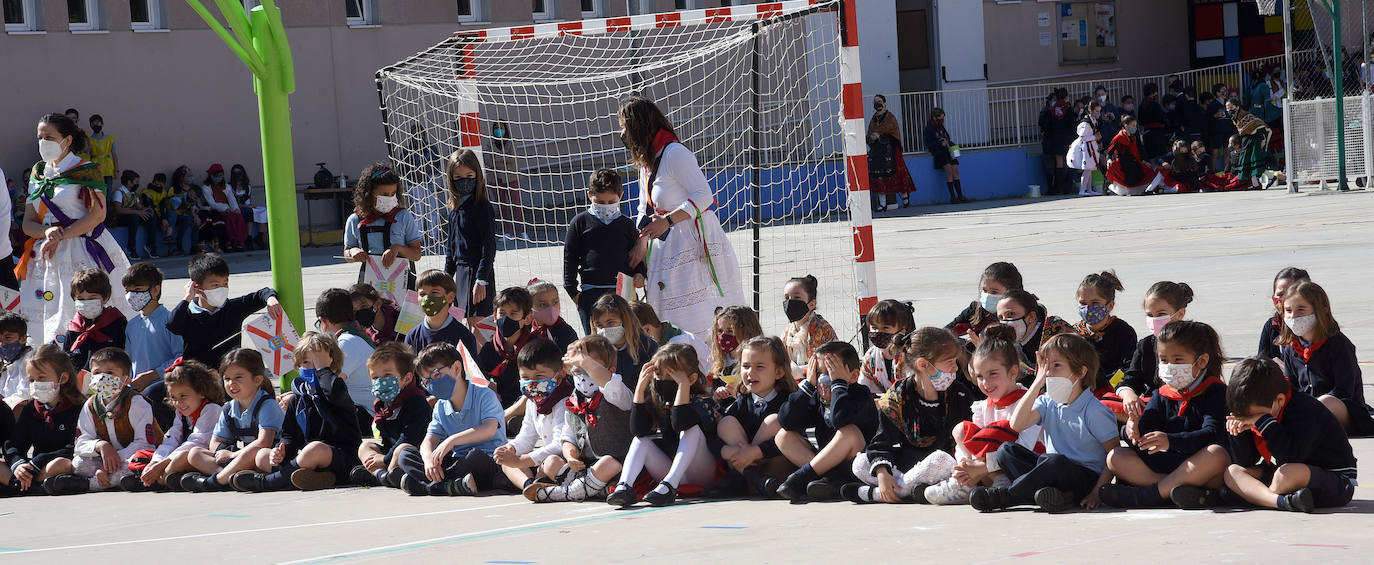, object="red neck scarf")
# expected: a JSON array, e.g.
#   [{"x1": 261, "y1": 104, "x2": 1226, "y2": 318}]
[
  {"x1": 491, "y1": 326, "x2": 543, "y2": 378},
  {"x1": 989, "y1": 387, "x2": 1029, "y2": 408},
  {"x1": 1252, "y1": 386, "x2": 1292, "y2": 464},
  {"x1": 373, "y1": 382, "x2": 426, "y2": 424},
  {"x1": 1156, "y1": 376, "x2": 1223, "y2": 417},
  {"x1": 189, "y1": 398, "x2": 210, "y2": 425},
  {"x1": 566, "y1": 392, "x2": 603, "y2": 428},
  {"x1": 651, "y1": 129, "x2": 679, "y2": 159},
  {"x1": 67, "y1": 307, "x2": 121, "y2": 352},
  {"x1": 1289, "y1": 338, "x2": 1327, "y2": 363},
  {"x1": 358, "y1": 207, "x2": 402, "y2": 228},
  {"x1": 33, "y1": 399, "x2": 73, "y2": 428}
]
